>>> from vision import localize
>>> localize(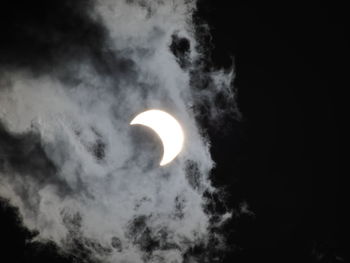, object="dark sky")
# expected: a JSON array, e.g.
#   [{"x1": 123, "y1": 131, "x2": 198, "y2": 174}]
[
  {"x1": 199, "y1": 1, "x2": 345, "y2": 263},
  {"x1": 0, "y1": 1, "x2": 345, "y2": 263}
]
